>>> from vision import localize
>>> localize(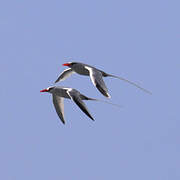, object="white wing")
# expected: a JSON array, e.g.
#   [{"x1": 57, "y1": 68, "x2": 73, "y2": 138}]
[
  {"x1": 85, "y1": 66, "x2": 111, "y2": 98},
  {"x1": 55, "y1": 68, "x2": 75, "y2": 83},
  {"x1": 52, "y1": 94, "x2": 65, "y2": 124}
]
